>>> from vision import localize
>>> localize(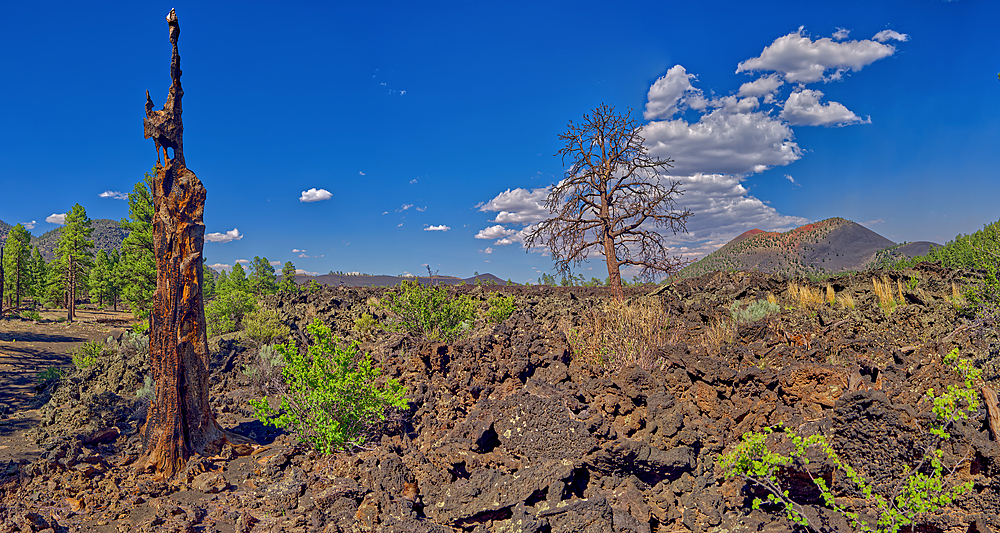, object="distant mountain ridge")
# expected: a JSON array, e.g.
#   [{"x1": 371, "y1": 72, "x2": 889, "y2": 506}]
[
  {"x1": 289, "y1": 272, "x2": 508, "y2": 287},
  {"x1": 678, "y1": 217, "x2": 937, "y2": 279},
  {"x1": 0, "y1": 218, "x2": 127, "y2": 260}
]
